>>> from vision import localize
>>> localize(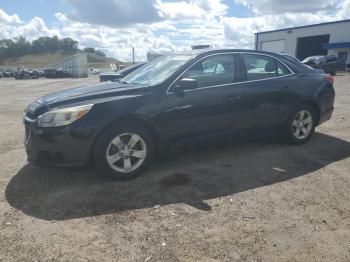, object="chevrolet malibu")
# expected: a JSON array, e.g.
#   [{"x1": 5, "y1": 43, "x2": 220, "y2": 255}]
[{"x1": 24, "y1": 49, "x2": 335, "y2": 180}]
